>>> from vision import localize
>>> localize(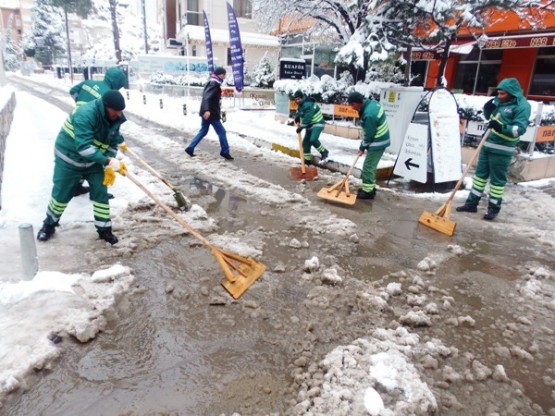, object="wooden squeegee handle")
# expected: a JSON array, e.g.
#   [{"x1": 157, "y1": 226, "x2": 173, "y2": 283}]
[
  {"x1": 444, "y1": 115, "x2": 499, "y2": 205},
  {"x1": 125, "y1": 147, "x2": 175, "y2": 190},
  {"x1": 125, "y1": 171, "x2": 214, "y2": 249},
  {"x1": 345, "y1": 153, "x2": 361, "y2": 180}
]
